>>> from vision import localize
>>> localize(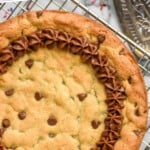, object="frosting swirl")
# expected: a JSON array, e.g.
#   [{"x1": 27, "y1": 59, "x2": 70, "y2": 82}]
[
  {"x1": 70, "y1": 36, "x2": 88, "y2": 54},
  {"x1": 0, "y1": 48, "x2": 14, "y2": 64},
  {"x1": 97, "y1": 137, "x2": 115, "y2": 150},
  {"x1": 81, "y1": 44, "x2": 98, "y2": 62},
  {"x1": 27, "y1": 31, "x2": 42, "y2": 49},
  {"x1": 57, "y1": 31, "x2": 72, "y2": 49},
  {"x1": 0, "y1": 48, "x2": 14, "y2": 74},
  {"x1": 12, "y1": 37, "x2": 28, "y2": 51},
  {"x1": 41, "y1": 29, "x2": 59, "y2": 47}
]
